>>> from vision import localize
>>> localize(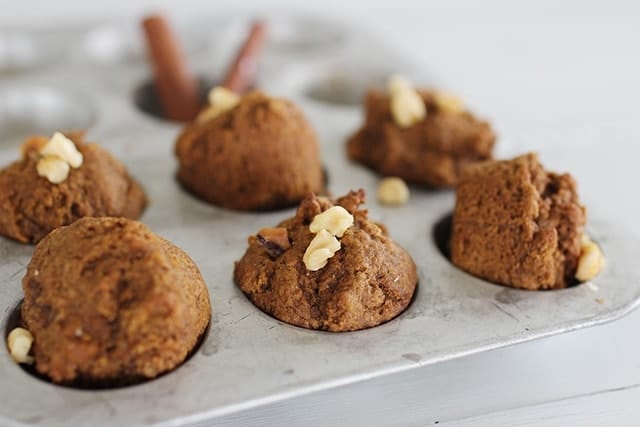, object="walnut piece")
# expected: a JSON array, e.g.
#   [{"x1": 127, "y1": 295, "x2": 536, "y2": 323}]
[
  {"x1": 40, "y1": 132, "x2": 83, "y2": 168},
  {"x1": 36, "y1": 132, "x2": 83, "y2": 184},
  {"x1": 388, "y1": 75, "x2": 426, "y2": 128},
  {"x1": 576, "y1": 235, "x2": 605, "y2": 282},
  {"x1": 7, "y1": 327, "x2": 34, "y2": 365},
  {"x1": 303, "y1": 229, "x2": 341, "y2": 271},
  {"x1": 37, "y1": 156, "x2": 70, "y2": 184},
  {"x1": 309, "y1": 206, "x2": 354, "y2": 238},
  {"x1": 433, "y1": 92, "x2": 463, "y2": 113},
  {"x1": 388, "y1": 75, "x2": 413, "y2": 94},
  {"x1": 303, "y1": 202, "x2": 356, "y2": 271},
  {"x1": 378, "y1": 177, "x2": 410, "y2": 205},
  {"x1": 196, "y1": 86, "x2": 241, "y2": 123},
  {"x1": 257, "y1": 227, "x2": 291, "y2": 259}
]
